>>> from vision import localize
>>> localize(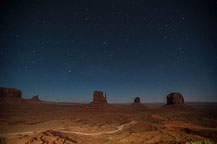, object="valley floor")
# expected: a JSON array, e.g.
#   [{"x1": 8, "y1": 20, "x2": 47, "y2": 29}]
[{"x1": 0, "y1": 102, "x2": 217, "y2": 144}]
